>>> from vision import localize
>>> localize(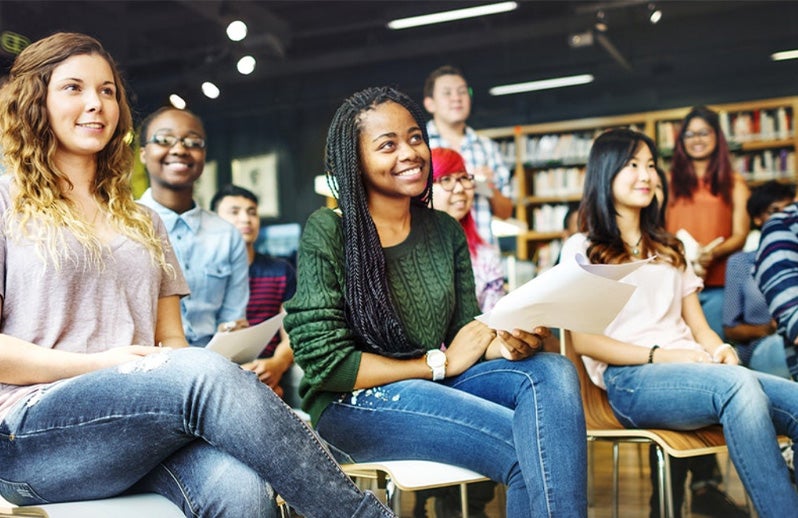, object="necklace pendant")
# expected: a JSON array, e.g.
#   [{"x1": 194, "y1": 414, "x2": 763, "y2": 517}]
[{"x1": 632, "y1": 247, "x2": 639, "y2": 256}]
